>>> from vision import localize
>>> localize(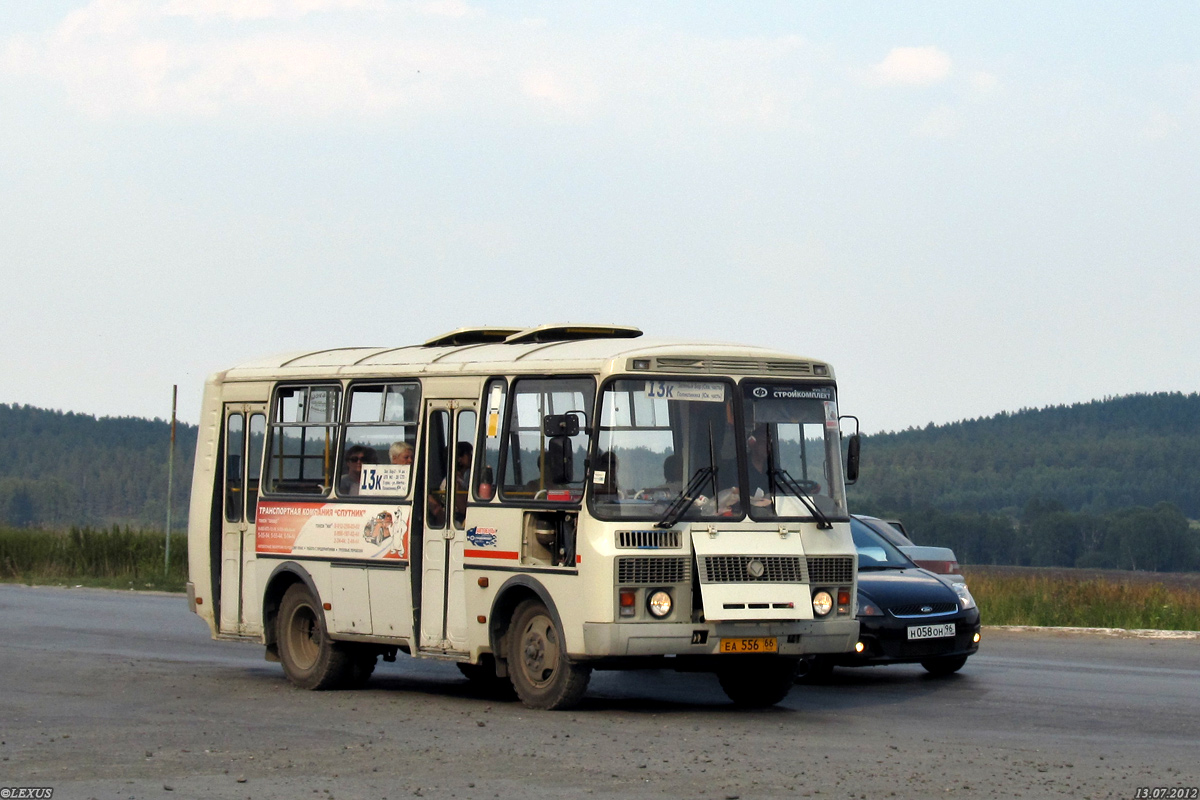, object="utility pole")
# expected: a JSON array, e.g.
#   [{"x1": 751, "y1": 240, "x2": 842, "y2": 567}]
[{"x1": 165, "y1": 385, "x2": 177, "y2": 576}]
